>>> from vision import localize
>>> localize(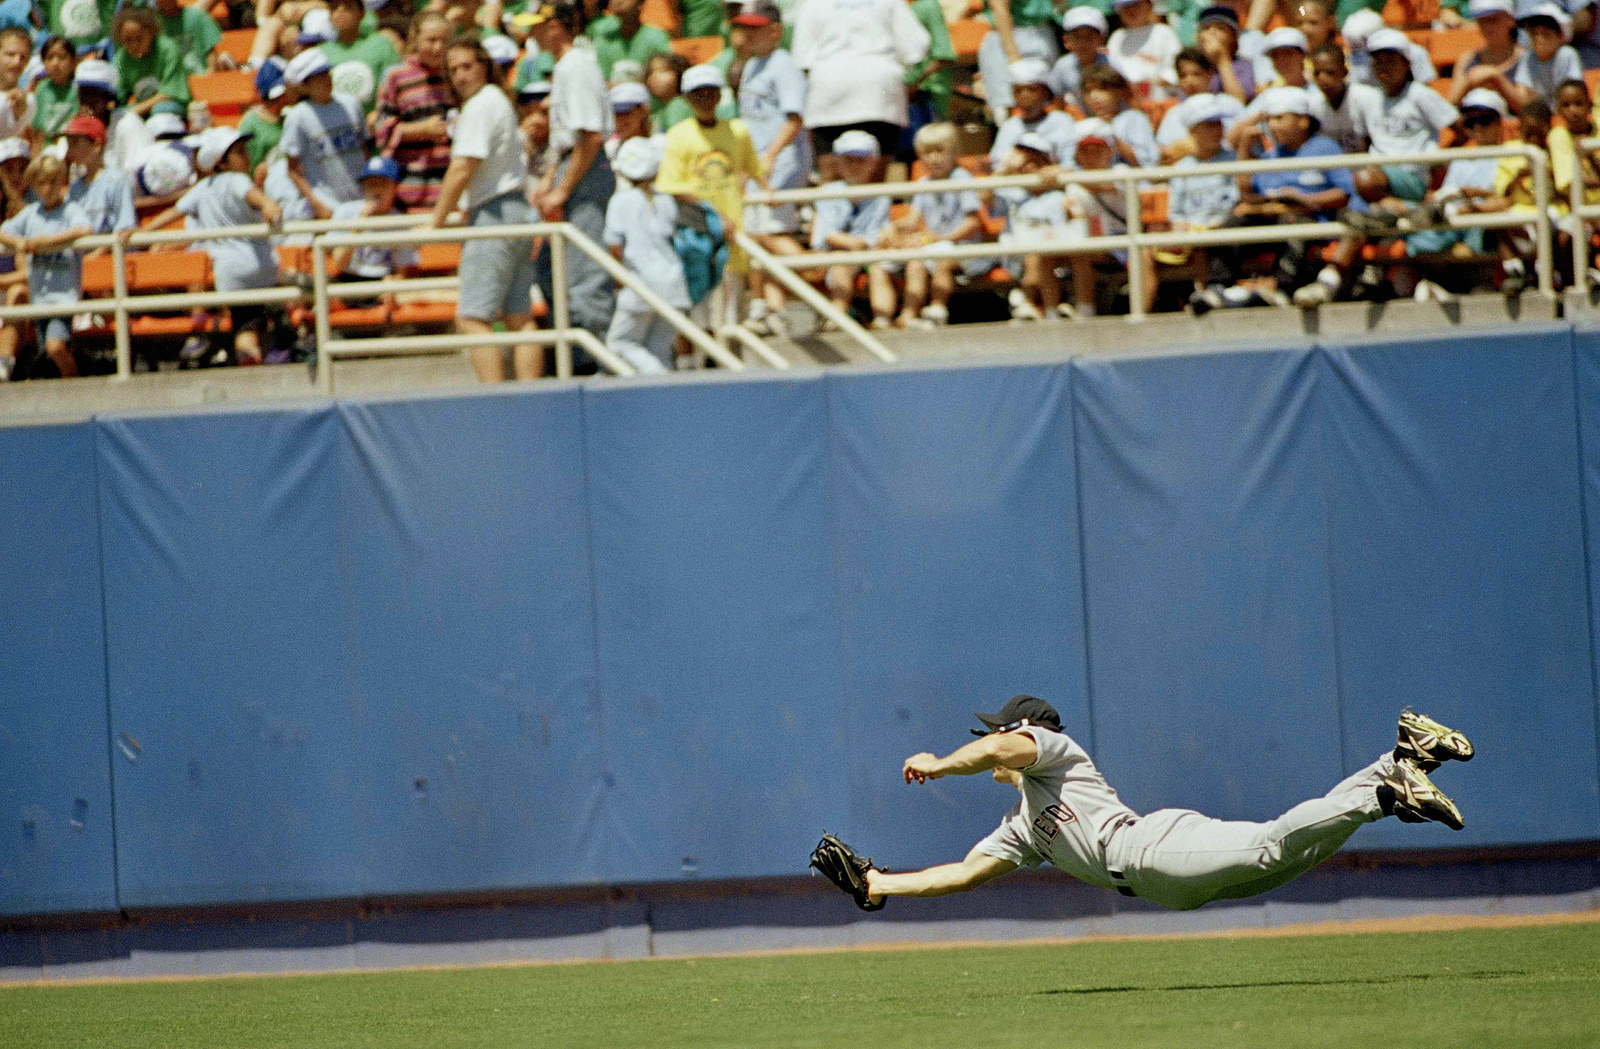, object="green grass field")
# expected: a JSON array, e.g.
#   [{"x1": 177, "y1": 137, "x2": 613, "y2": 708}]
[{"x1": 3, "y1": 921, "x2": 1597, "y2": 1048}]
